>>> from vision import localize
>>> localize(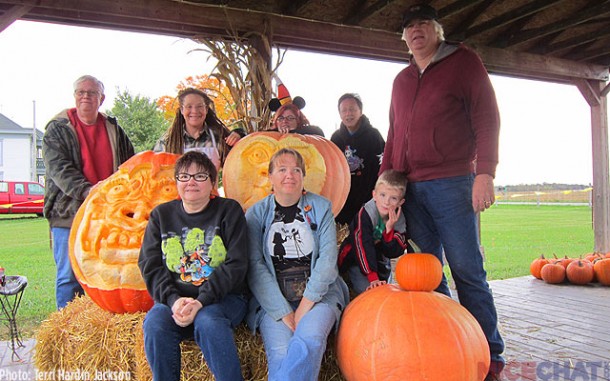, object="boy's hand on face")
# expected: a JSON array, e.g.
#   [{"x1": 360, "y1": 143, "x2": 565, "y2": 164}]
[{"x1": 385, "y1": 206, "x2": 401, "y2": 233}]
